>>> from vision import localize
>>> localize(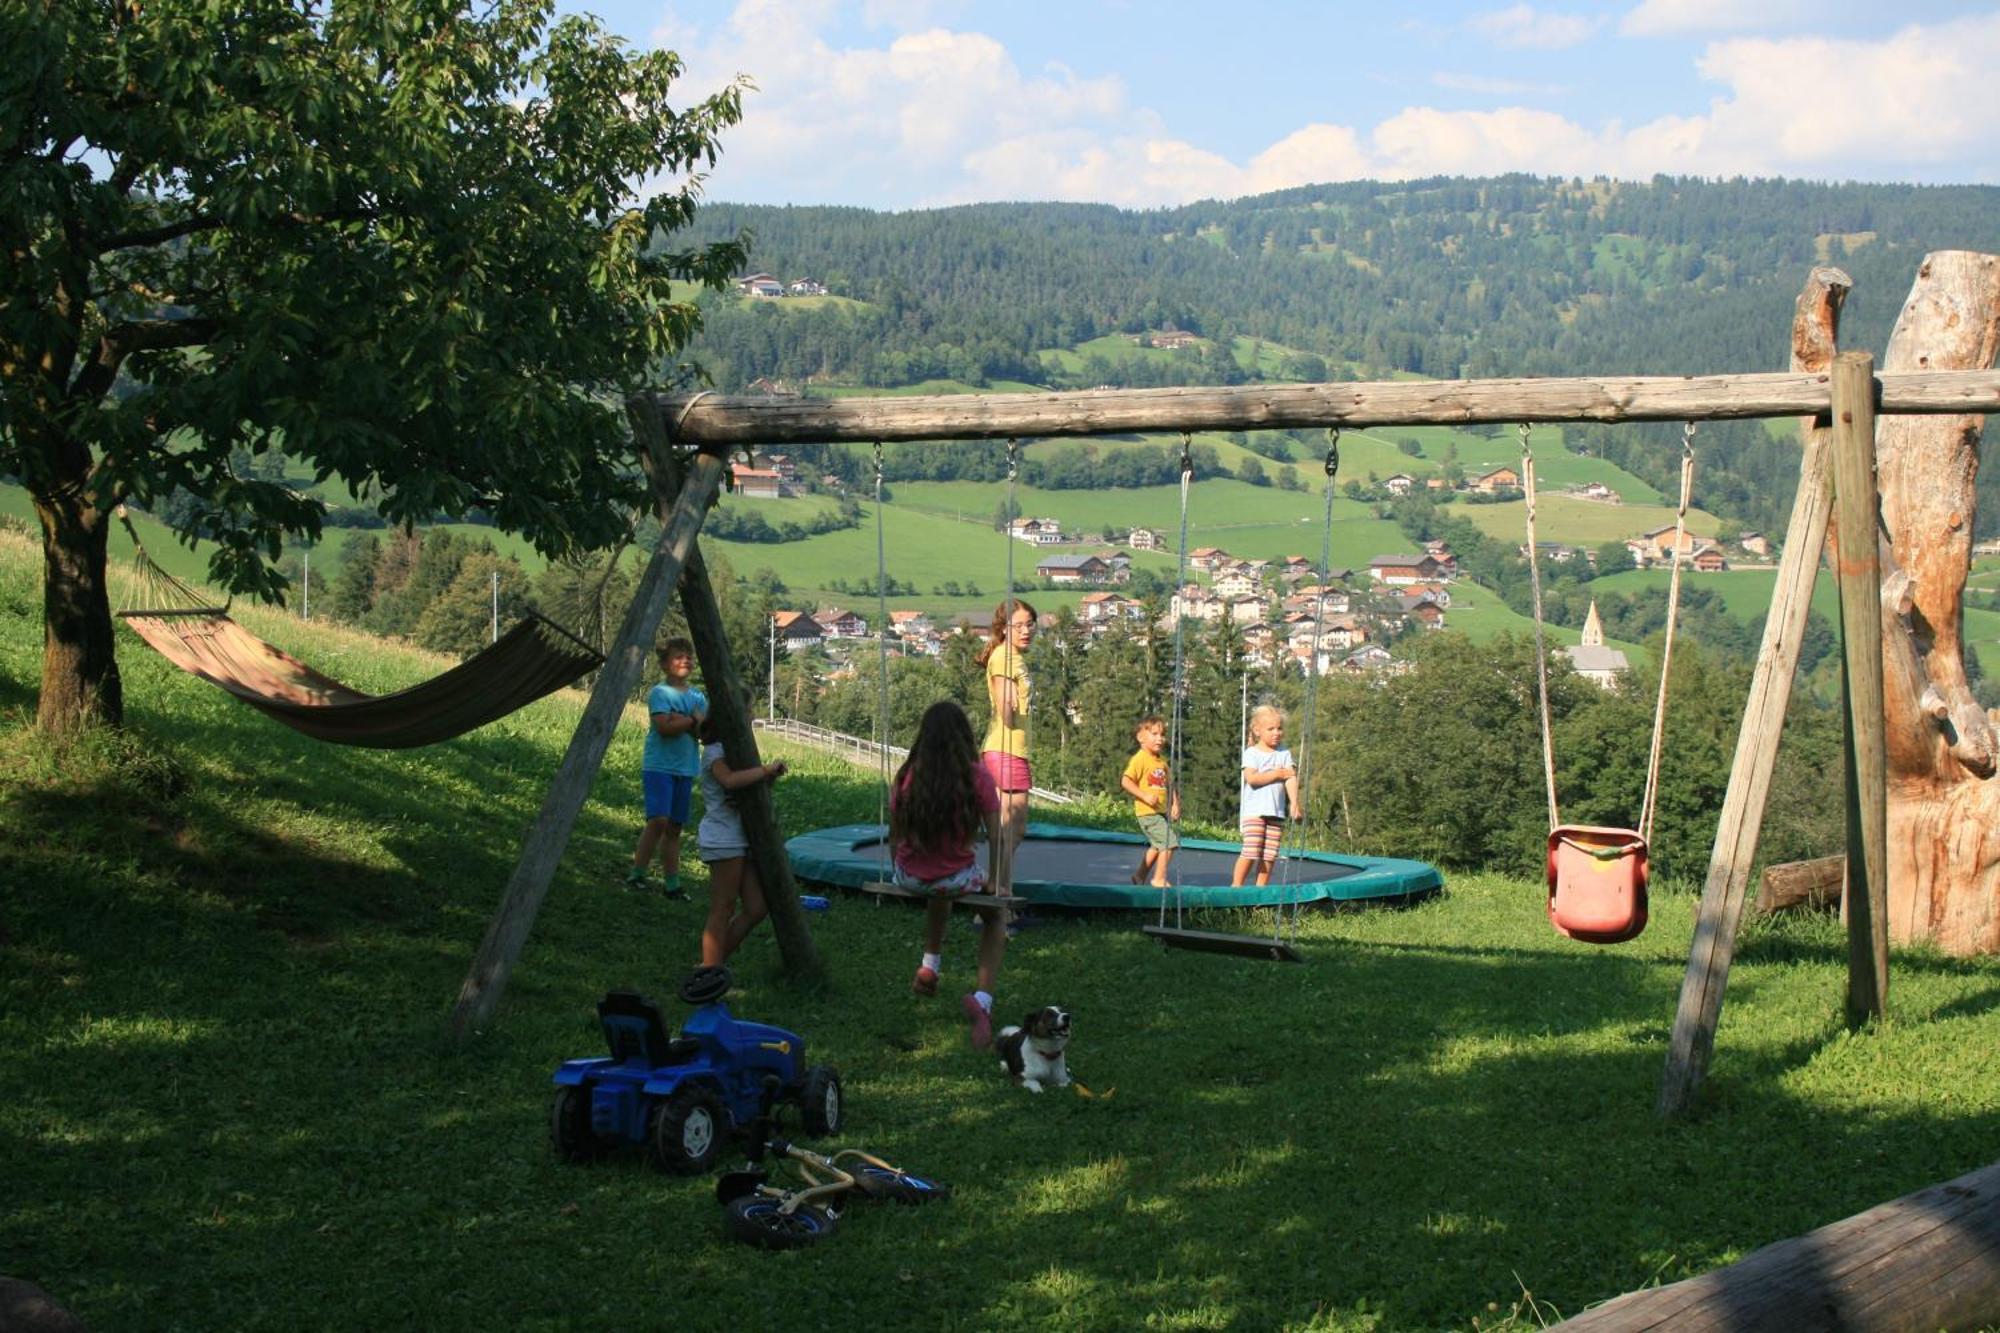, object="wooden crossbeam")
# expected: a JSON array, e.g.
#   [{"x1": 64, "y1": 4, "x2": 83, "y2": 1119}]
[
  {"x1": 656, "y1": 368, "x2": 2000, "y2": 445},
  {"x1": 860, "y1": 881, "x2": 1017, "y2": 911},
  {"x1": 1142, "y1": 925, "x2": 1304, "y2": 963}
]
